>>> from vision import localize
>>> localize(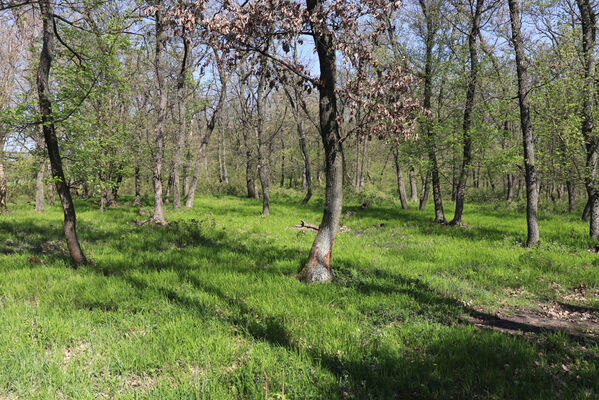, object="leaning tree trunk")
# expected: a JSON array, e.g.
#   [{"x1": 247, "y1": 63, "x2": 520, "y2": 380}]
[
  {"x1": 172, "y1": 35, "x2": 190, "y2": 209},
  {"x1": 393, "y1": 149, "x2": 409, "y2": 209},
  {"x1": 37, "y1": 0, "x2": 86, "y2": 266},
  {"x1": 576, "y1": 0, "x2": 599, "y2": 238},
  {"x1": 297, "y1": 0, "x2": 342, "y2": 283},
  {"x1": 185, "y1": 52, "x2": 228, "y2": 209},
  {"x1": 151, "y1": 4, "x2": 167, "y2": 224},
  {"x1": 509, "y1": 0, "x2": 539, "y2": 246},
  {"x1": 419, "y1": 0, "x2": 446, "y2": 223},
  {"x1": 451, "y1": 0, "x2": 483, "y2": 226}
]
